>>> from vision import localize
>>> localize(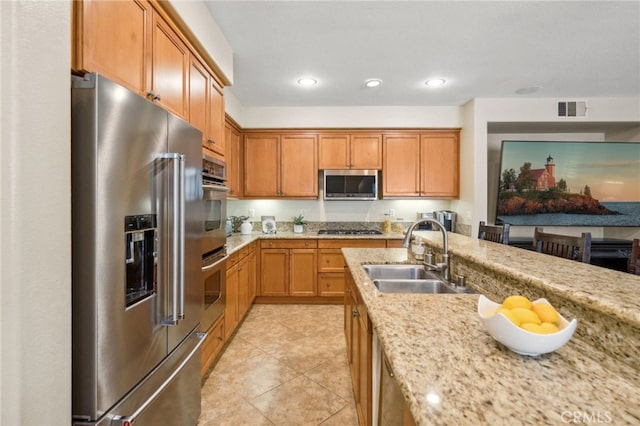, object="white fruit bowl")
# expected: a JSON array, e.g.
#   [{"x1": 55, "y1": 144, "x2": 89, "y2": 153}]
[{"x1": 477, "y1": 295, "x2": 578, "y2": 356}]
